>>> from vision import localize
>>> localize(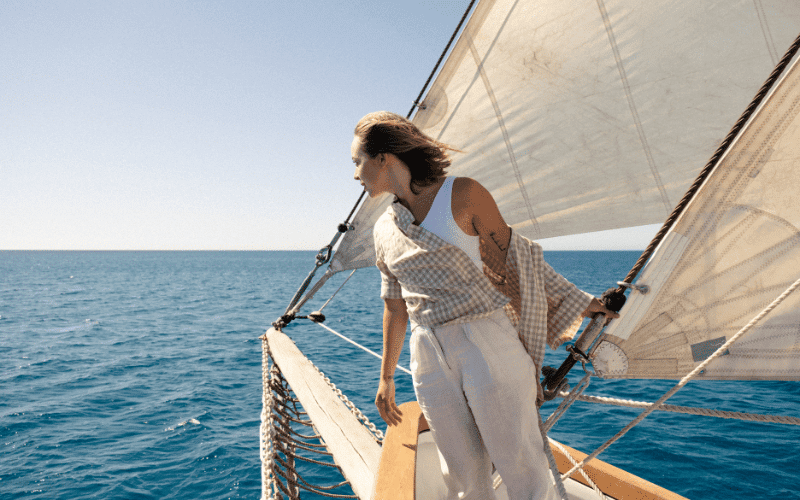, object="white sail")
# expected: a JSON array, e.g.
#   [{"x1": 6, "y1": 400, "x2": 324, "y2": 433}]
[
  {"x1": 596, "y1": 51, "x2": 800, "y2": 381},
  {"x1": 331, "y1": 0, "x2": 800, "y2": 273}
]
